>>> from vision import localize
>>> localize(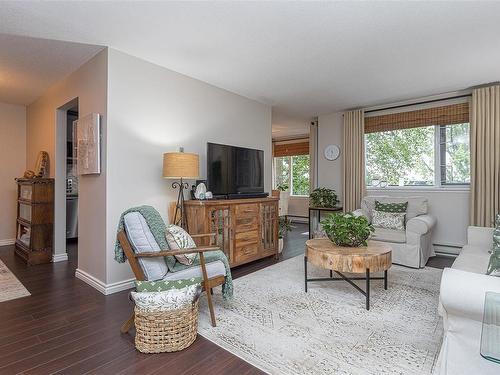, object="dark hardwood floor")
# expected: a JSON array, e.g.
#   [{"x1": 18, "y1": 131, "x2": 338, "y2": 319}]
[{"x1": 0, "y1": 223, "x2": 453, "y2": 375}]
